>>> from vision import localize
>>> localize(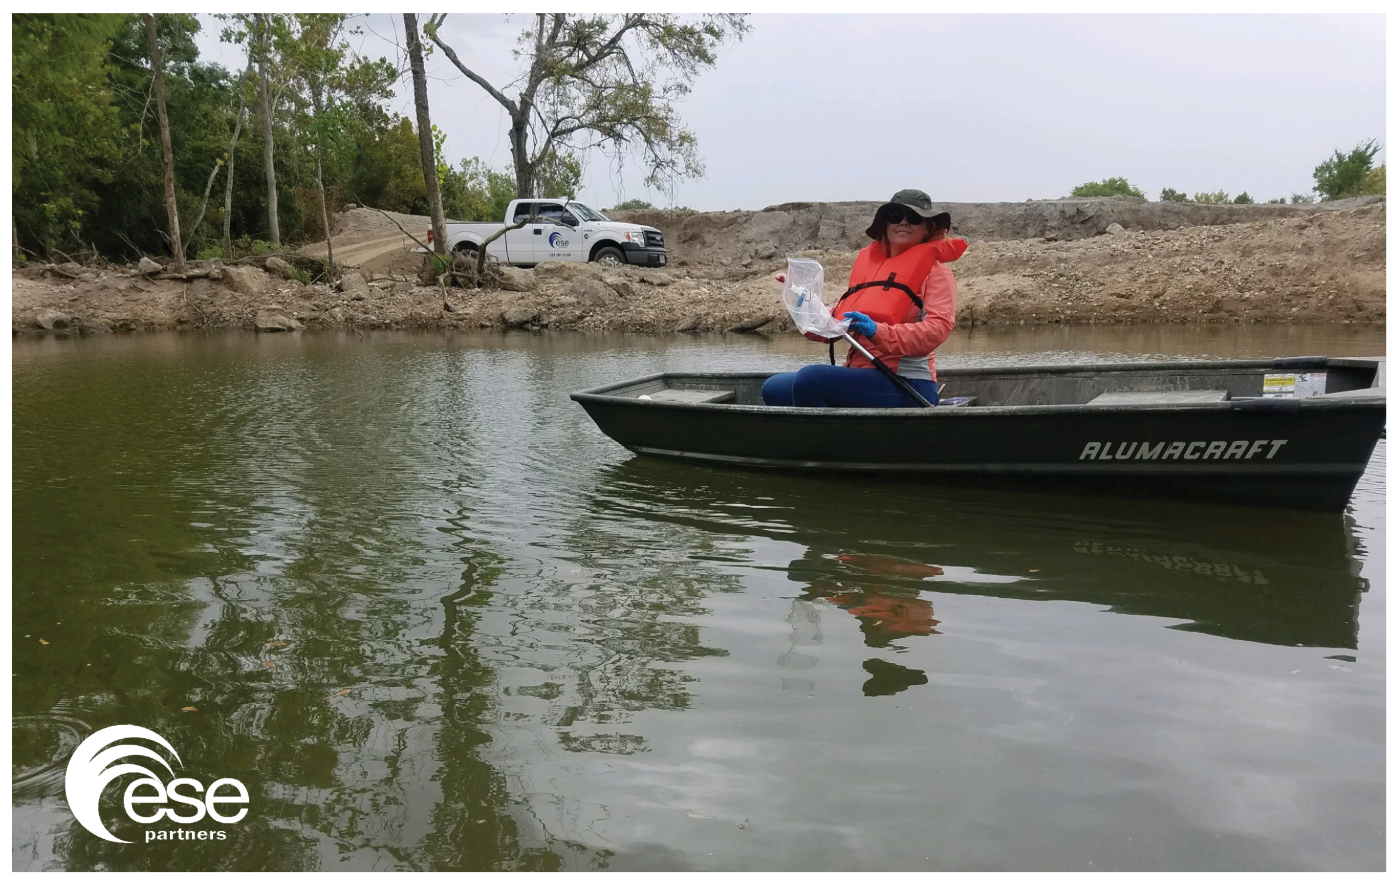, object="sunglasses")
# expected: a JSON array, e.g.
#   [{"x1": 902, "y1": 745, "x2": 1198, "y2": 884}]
[{"x1": 884, "y1": 208, "x2": 929, "y2": 227}]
